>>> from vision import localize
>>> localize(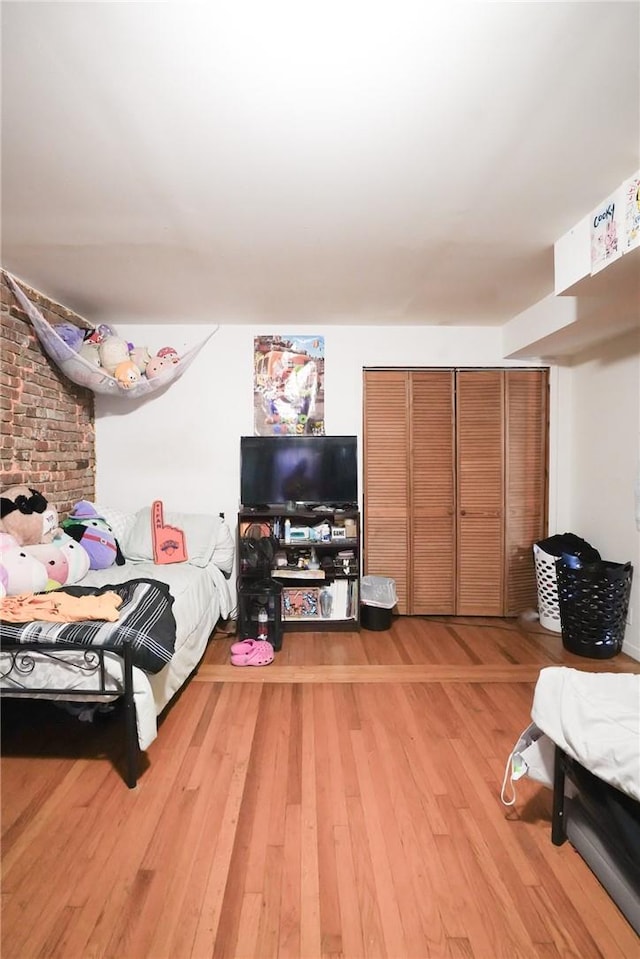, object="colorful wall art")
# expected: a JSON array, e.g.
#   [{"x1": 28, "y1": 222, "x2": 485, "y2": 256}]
[{"x1": 253, "y1": 335, "x2": 325, "y2": 436}]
